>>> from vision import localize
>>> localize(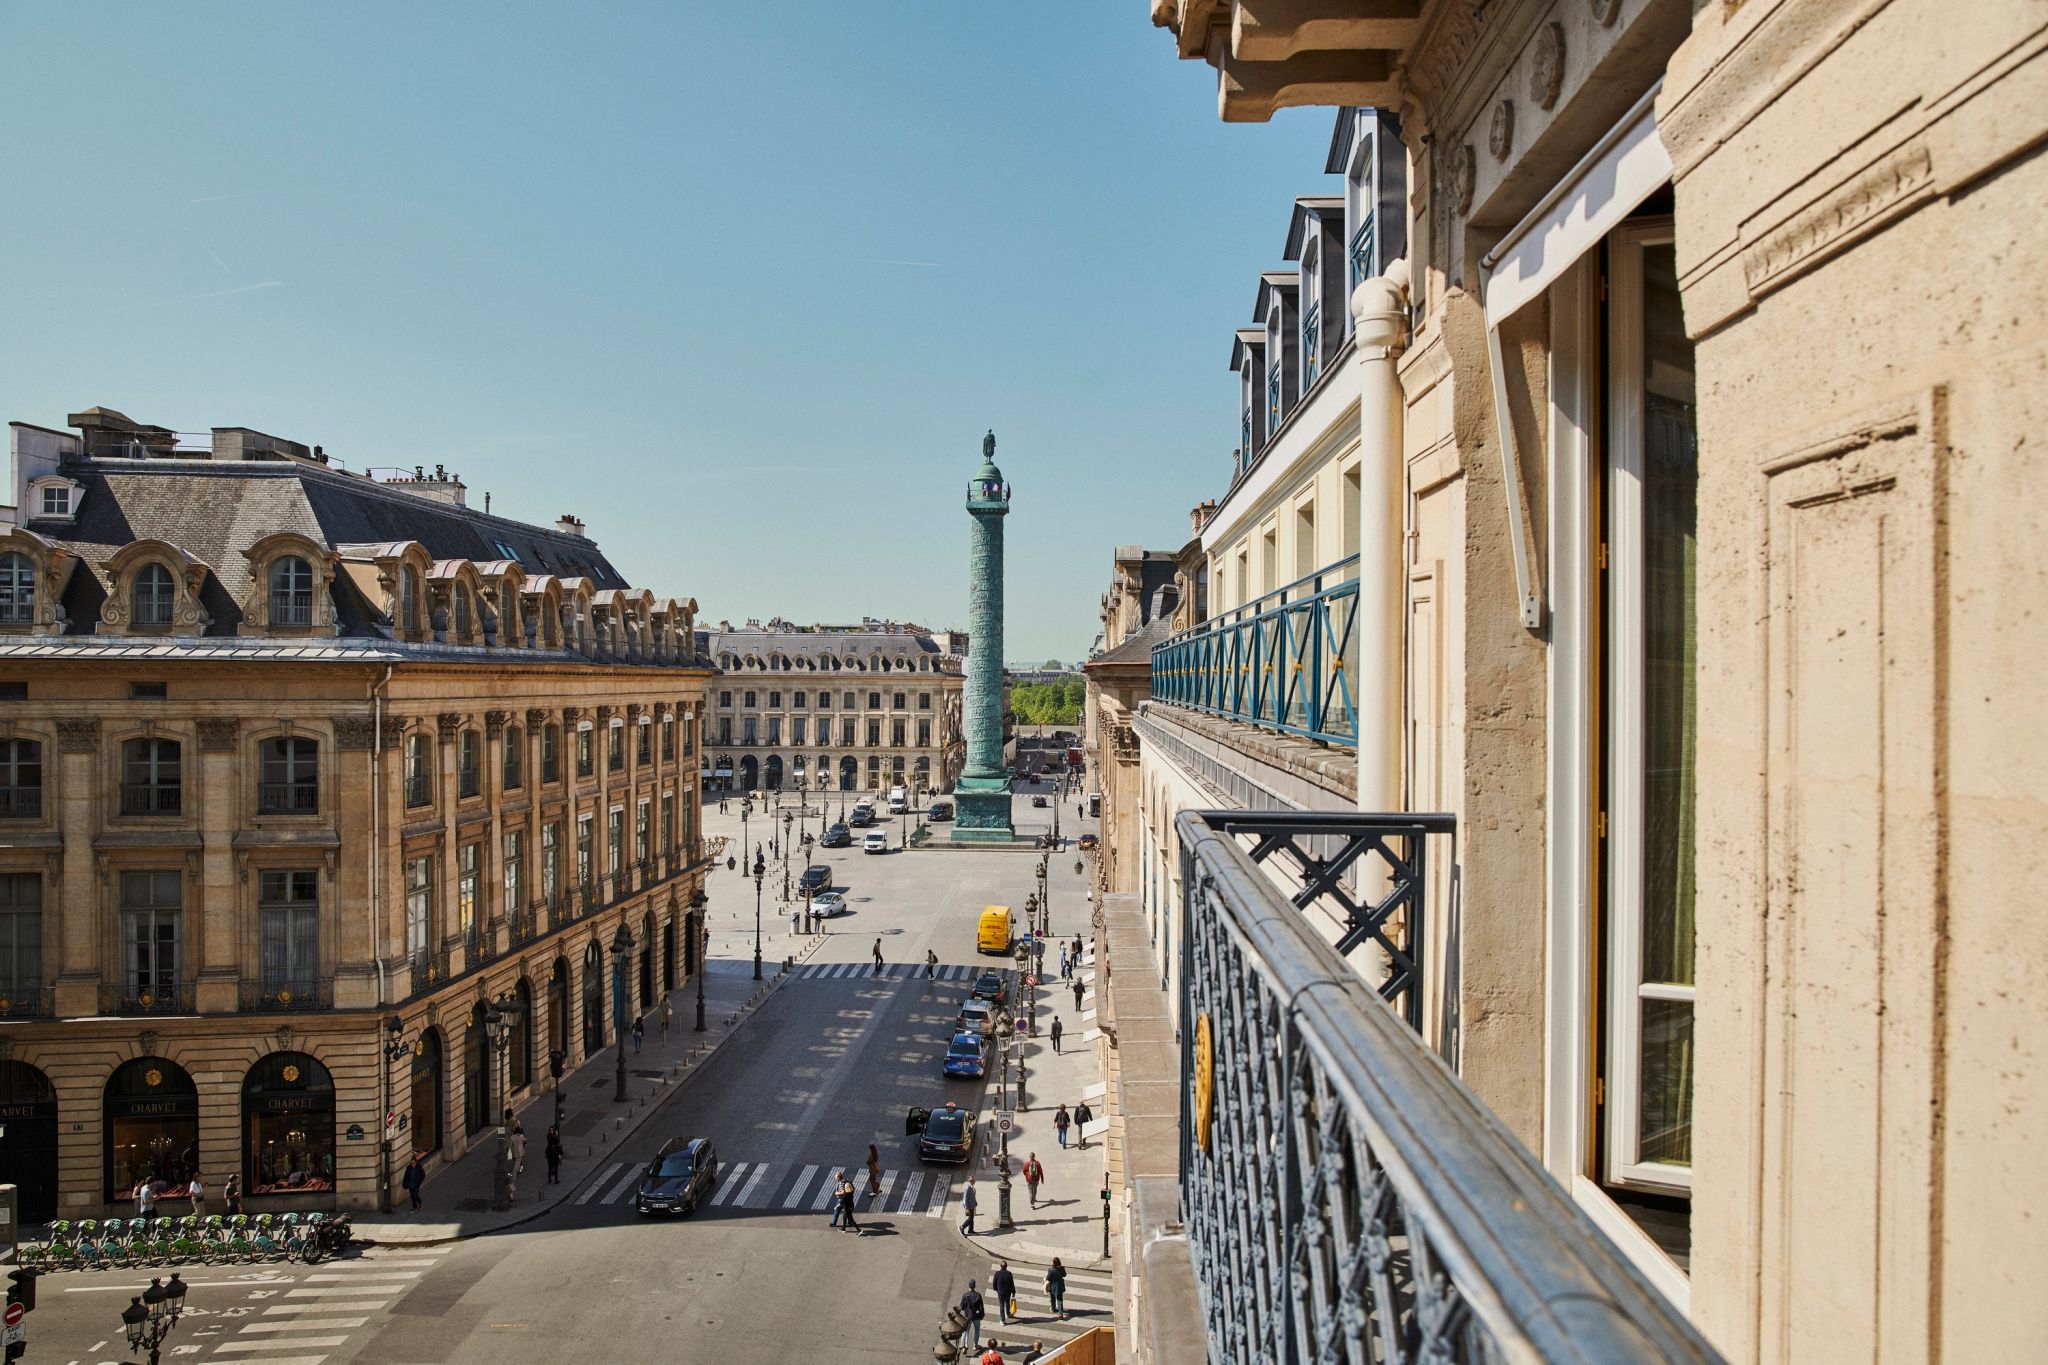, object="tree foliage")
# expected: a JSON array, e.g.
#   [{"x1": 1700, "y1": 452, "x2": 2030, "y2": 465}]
[{"x1": 1010, "y1": 677, "x2": 1085, "y2": 725}]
